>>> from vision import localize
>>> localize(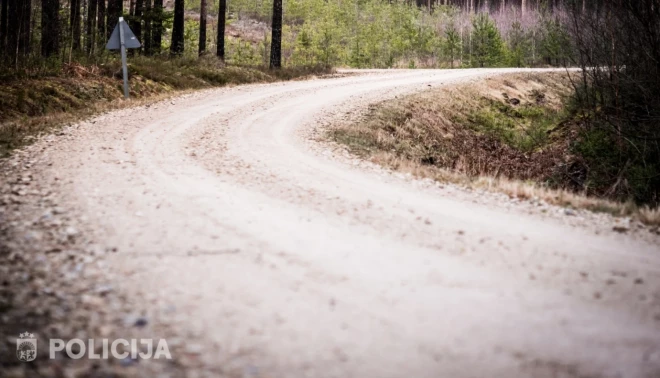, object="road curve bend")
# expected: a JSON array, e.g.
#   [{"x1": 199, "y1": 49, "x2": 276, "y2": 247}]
[{"x1": 28, "y1": 69, "x2": 660, "y2": 377}]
